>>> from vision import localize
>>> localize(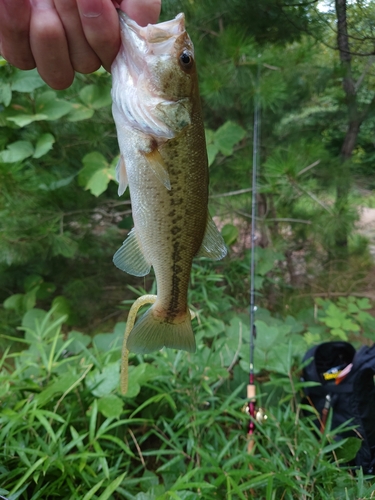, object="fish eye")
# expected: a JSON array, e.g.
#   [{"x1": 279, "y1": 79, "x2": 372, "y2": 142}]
[{"x1": 179, "y1": 50, "x2": 194, "y2": 71}]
